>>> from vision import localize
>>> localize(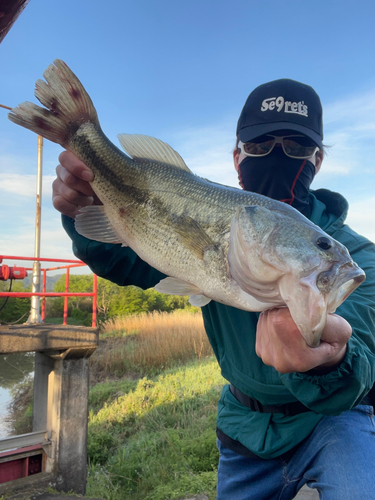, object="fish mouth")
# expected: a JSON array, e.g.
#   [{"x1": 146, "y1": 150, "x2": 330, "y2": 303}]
[
  {"x1": 317, "y1": 262, "x2": 366, "y2": 312},
  {"x1": 279, "y1": 260, "x2": 366, "y2": 348},
  {"x1": 304, "y1": 262, "x2": 365, "y2": 347}
]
